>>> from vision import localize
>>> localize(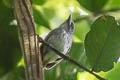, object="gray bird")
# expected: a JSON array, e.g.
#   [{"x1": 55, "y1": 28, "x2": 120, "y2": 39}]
[{"x1": 40, "y1": 14, "x2": 74, "y2": 70}]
